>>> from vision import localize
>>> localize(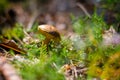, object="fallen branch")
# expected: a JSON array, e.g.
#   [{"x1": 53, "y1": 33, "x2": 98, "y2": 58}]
[{"x1": 0, "y1": 57, "x2": 22, "y2": 80}]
